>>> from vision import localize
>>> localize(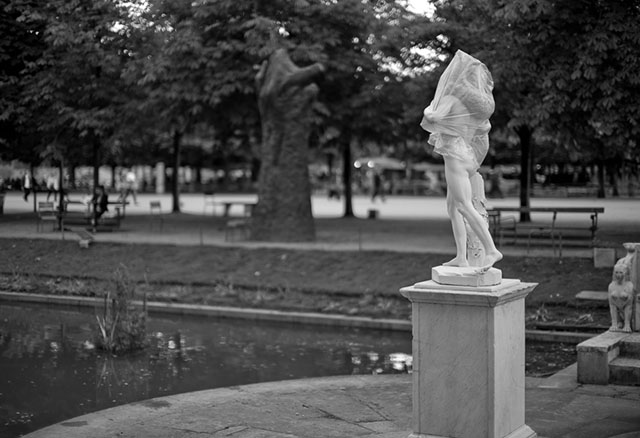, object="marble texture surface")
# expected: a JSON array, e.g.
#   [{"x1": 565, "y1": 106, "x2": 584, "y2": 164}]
[{"x1": 400, "y1": 280, "x2": 537, "y2": 438}]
